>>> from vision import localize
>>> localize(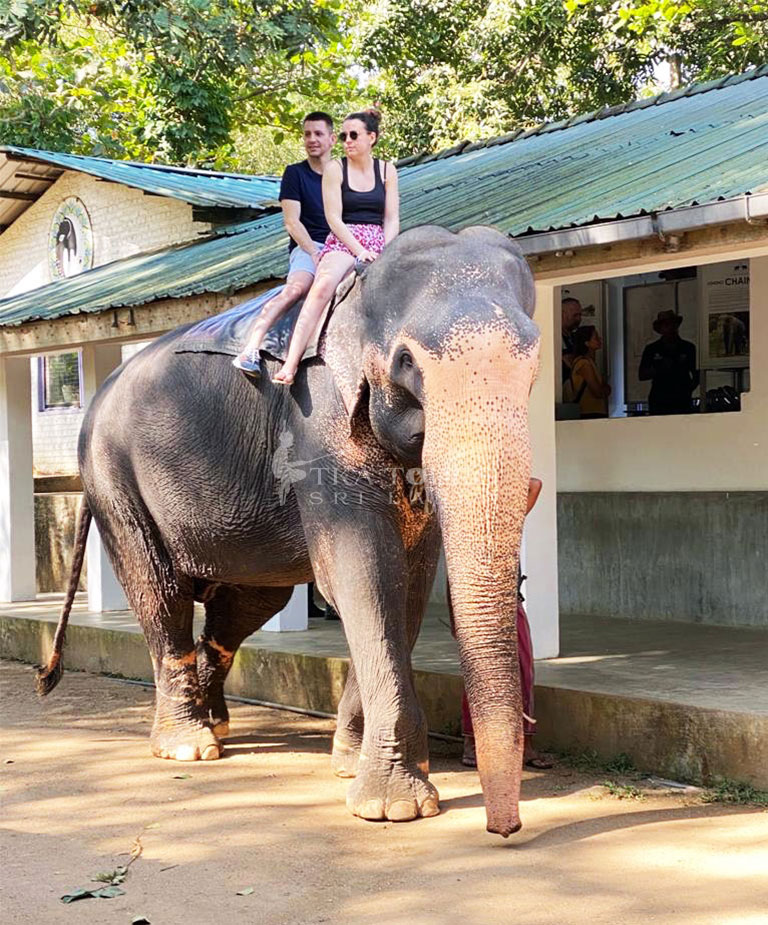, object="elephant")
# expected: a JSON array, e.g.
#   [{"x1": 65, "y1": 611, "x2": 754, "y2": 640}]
[{"x1": 37, "y1": 224, "x2": 540, "y2": 837}]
